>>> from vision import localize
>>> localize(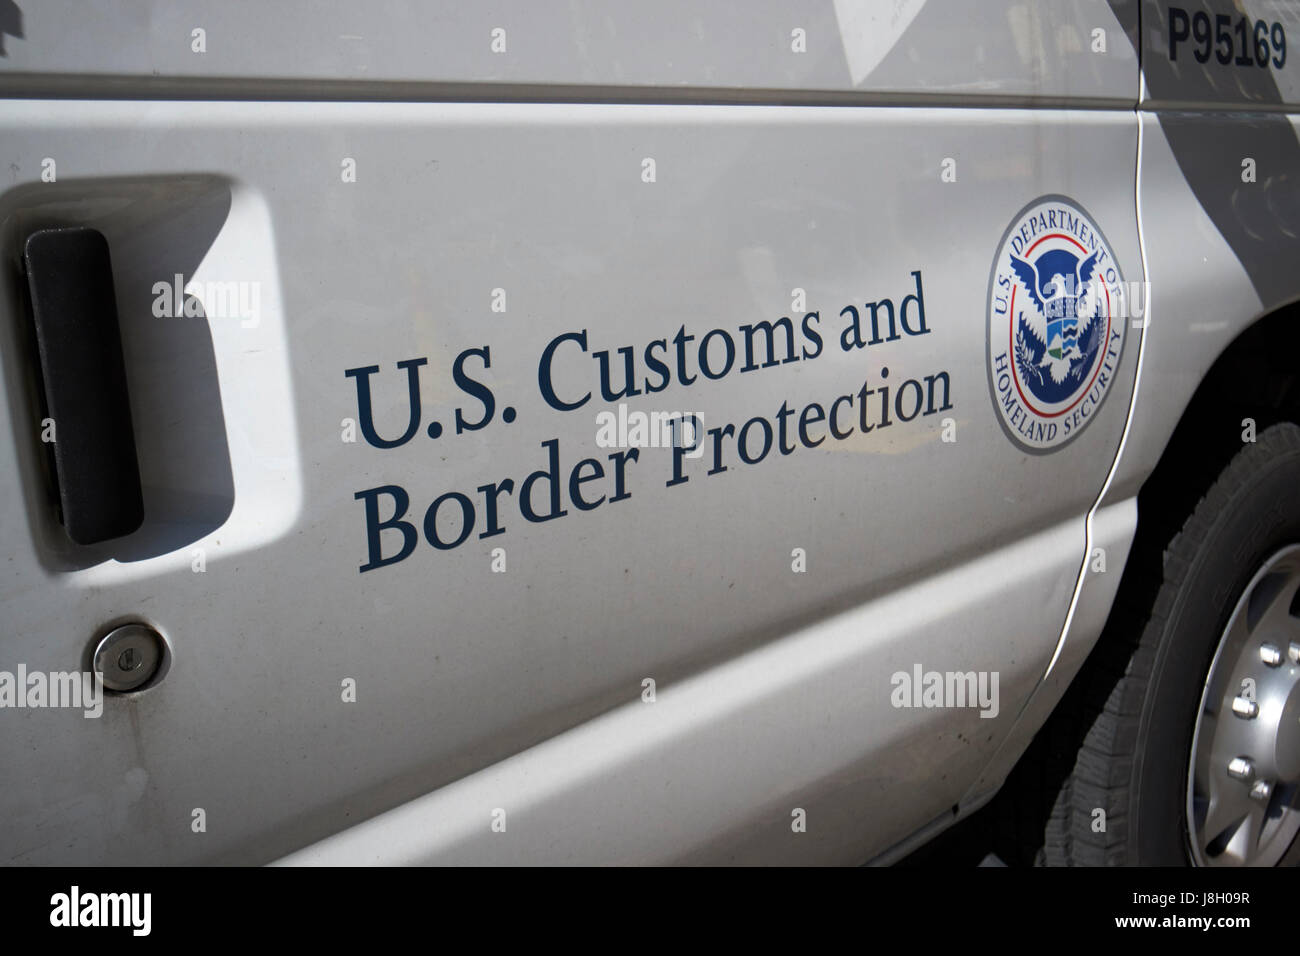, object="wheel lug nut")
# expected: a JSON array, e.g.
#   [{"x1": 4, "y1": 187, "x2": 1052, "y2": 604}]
[
  {"x1": 1231, "y1": 696, "x2": 1259, "y2": 718},
  {"x1": 1227, "y1": 757, "x2": 1255, "y2": 780},
  {"x1": 1289, "y1": 642, "x2": 1300, "y2": 665},
  {"x1": 1260, "y1": 643, "x2": 1282, "y2": 667},
  {"x1": 1250, "y1": 780, "x2": 1273, "y2": 802}
]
